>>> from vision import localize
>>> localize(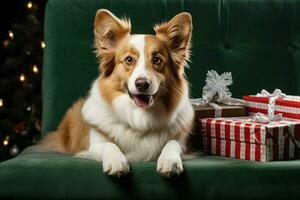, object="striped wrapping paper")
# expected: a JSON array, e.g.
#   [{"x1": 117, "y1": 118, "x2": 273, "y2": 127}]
[
  {"x1": 243, "y1": 95, "x2": 300, "y2": 120},
  {"x1": 201, "y1": 117, "x2": 300, "y2": 161}
]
